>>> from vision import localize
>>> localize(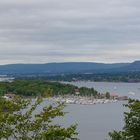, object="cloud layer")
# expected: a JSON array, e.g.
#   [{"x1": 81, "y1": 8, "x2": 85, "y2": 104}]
[{"x1": 0, "y1": 0, "x2": 140, "y2": 64}]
